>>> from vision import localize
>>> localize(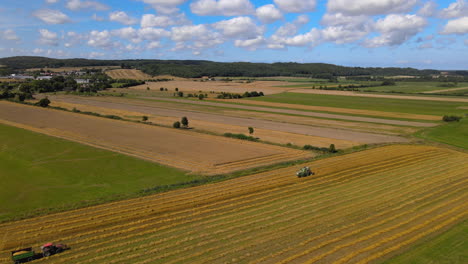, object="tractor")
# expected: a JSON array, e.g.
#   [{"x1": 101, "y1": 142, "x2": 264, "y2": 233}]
[
  {"x1": 41, "y1": 243, "x2": 69, "y2": 257},
  {"x1": 296, "y1": 166, "x2": 314, "y2": 178}
]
